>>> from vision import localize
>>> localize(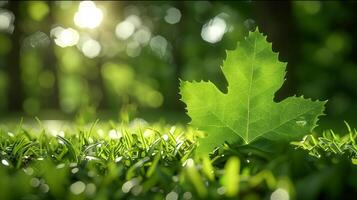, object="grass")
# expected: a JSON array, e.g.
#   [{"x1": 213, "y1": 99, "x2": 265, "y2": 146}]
[{"x1": 0, "y1": 118, "x2": 356, "y2": 200}]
